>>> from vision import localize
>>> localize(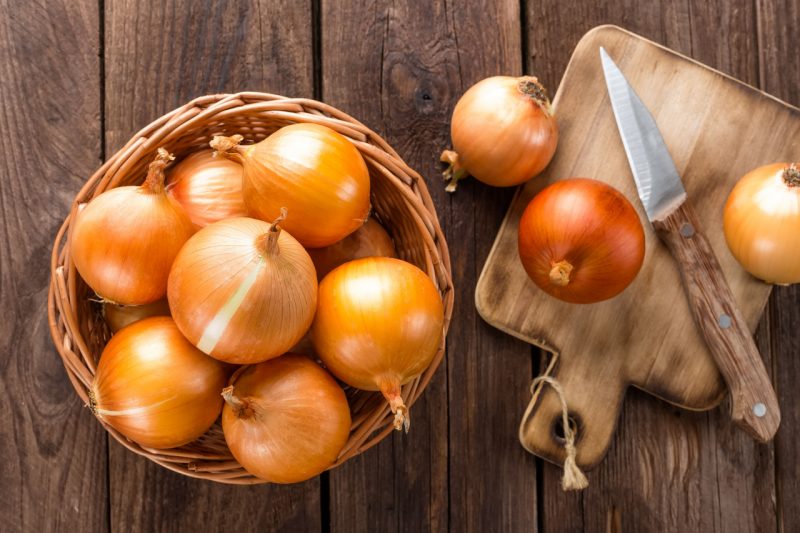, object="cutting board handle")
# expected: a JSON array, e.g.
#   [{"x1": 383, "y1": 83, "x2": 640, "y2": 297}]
[
  {"x1": 519, "y1": 354, "x2": 626, "y2": 471},
  {"x1": 653, "y1": 201, "x2": 781, "y2": 442}
]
